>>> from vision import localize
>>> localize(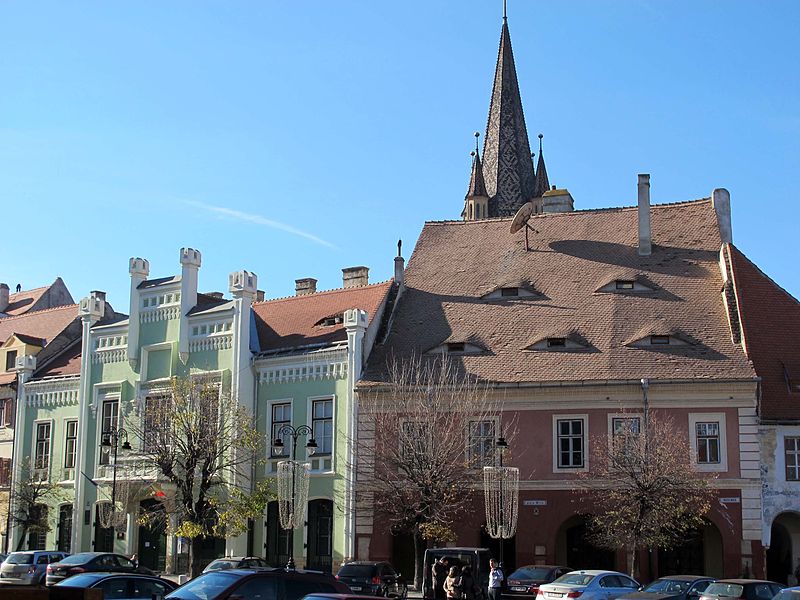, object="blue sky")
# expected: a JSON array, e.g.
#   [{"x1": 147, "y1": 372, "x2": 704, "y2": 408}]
[{"x1": 1, "y1": 1, "x2": 798, "y2": 308}]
